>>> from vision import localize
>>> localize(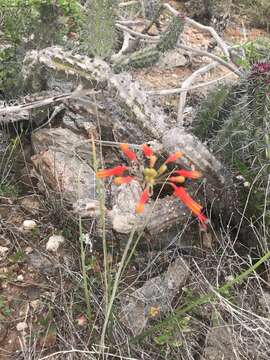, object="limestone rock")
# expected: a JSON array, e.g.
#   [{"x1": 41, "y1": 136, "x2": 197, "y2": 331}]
[{"x1": 120, "y1": 257, "x2": 189, "y2": 335}]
